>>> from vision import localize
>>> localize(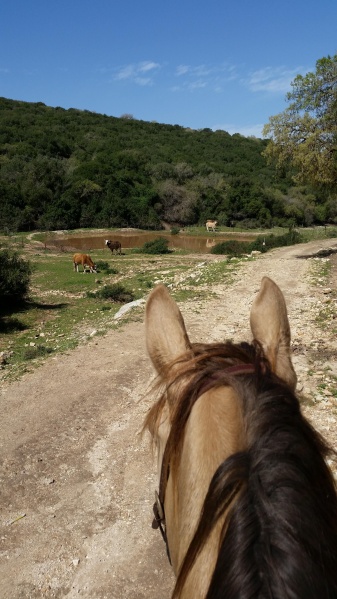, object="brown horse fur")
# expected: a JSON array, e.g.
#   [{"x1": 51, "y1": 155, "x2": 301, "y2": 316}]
[
  {"x1": 144, "y1": 278, "x2": 337, "y2": 599},
  {"x1": 73, "y1": 253, "x2": 97, "y2": 273}
]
